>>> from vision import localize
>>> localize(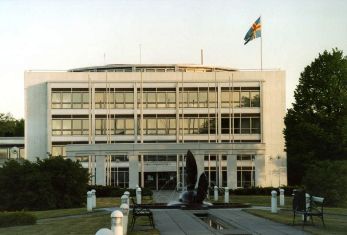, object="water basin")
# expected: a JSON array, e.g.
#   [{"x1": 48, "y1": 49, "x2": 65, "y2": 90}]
[{"x1": 194, "y1": 213, "x2": 226, "y2": 230}]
